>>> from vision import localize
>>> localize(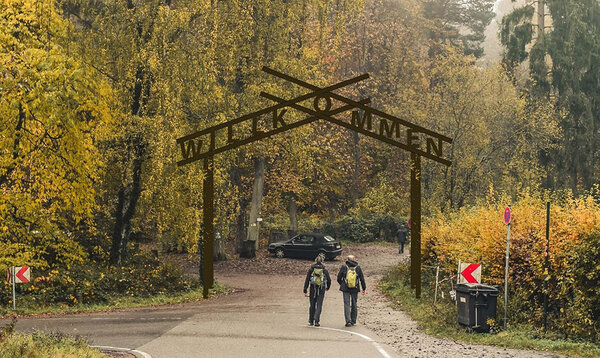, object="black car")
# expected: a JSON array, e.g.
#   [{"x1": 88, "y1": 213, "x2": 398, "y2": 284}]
[{"x1": 268, "y1": 233, "x2": 342, "y2": 260}]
